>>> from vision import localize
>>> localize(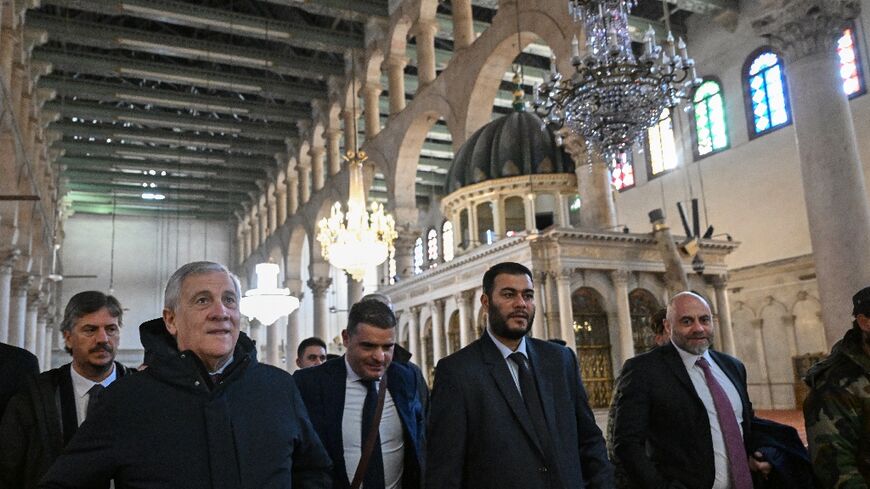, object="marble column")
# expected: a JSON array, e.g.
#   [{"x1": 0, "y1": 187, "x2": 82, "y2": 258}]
[
  {"x1": 259, "y1": 201, "x2": 269, "y2": 243},
  {"x1": 249, "y1": 209, "x2": 259, "y2": 251},
  {"x1": 611, "y1": 269, "x2": 635, "y2": 367},
  {"x1": 8, "y1": 274, "x2": 31, "y2": 348},
  {"x1": 555, "y1": 269, "x2": 577, "y2": 352},
  {"x1": 347, "y1": 273, "x2": 363, "y2": 306},
  {"x1": 455, "y1": 290, "x2": 474, "y2": 347},
  {"x1": 285, "y1": 279, "x2": 303, "y2": 372},
  {"x1": 286, "y1": 173, "x2": 299, "y2": 215},
  {"x1": 0, "y1": 251, "x2": 19, "y2": 343},
  {"x1": 430, "y1": 299, "x2": 444, "y2": 364},
  {"x1": 413, "y1": 20, "x2": 439, "y2": 86},
  {"x1": 309, "y1": 147, "x2": 325, "y2": 191},
  {"x1": 42, "y1": 321, "x2": 52, "y2": 370},
  {"x1": 325, "y1": 129, "x2": 342, "y2": 176},
  {"x1": 407, "y1": 306, "x2": 420, "y2": 364},
  {"x1": 24, "y1": 290, "x2": 40, "y2": 354},
  {"x1": 524, "y1": 195, "x2": 537, "y2": 231},
  {"x1": 36, "y1": 307, "x2": 47, "y2": 369},
  {"x1": 544, "y1": 271, "x2": 560, "y2": 339},
  {"x1": 451, "y1": 0, "x2": 475, "y2": 50},
  {"x1": 555, "y1": 193, "x2": 571, "y2": 227},
  {"x1": 342, "y1": 109, "x2": 357, "y2": 154},
  {"x1": 363, "y1": 83, "x2": 382, "y2": 138},
  {"x1": 394, "y1": 228, "x2": 418, "y2": 278},
  {"x1": 712, "y1": 275, "x2": 736, "y2": 356},
  {"x1": 532, "y1": 274, "x2": 547, "y2": 339},
  {"x1": 385, "y1": 55, "x2": 407, "y2": 115},
  {"x1": 308, "y1": 277, "x2": 332, "y2": 343},
  {"x1": 576, "y1": 162, "x2": 617, "y2": 230},
  {"x1": 298, "y1": 164, "x2": 311, "y2": 204},
  {"x1": 267, "y1": 317, "x2": 284, "y2": 367},
  {"x1": 491, "y1": 199, "x2": 504, "y2": 241},
  {"x1": 754, "y1": 2, "x2": 870, "y2": 346},
  {"x1": 275, "y1": 183, "x2": 287, "y2": 226}
]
